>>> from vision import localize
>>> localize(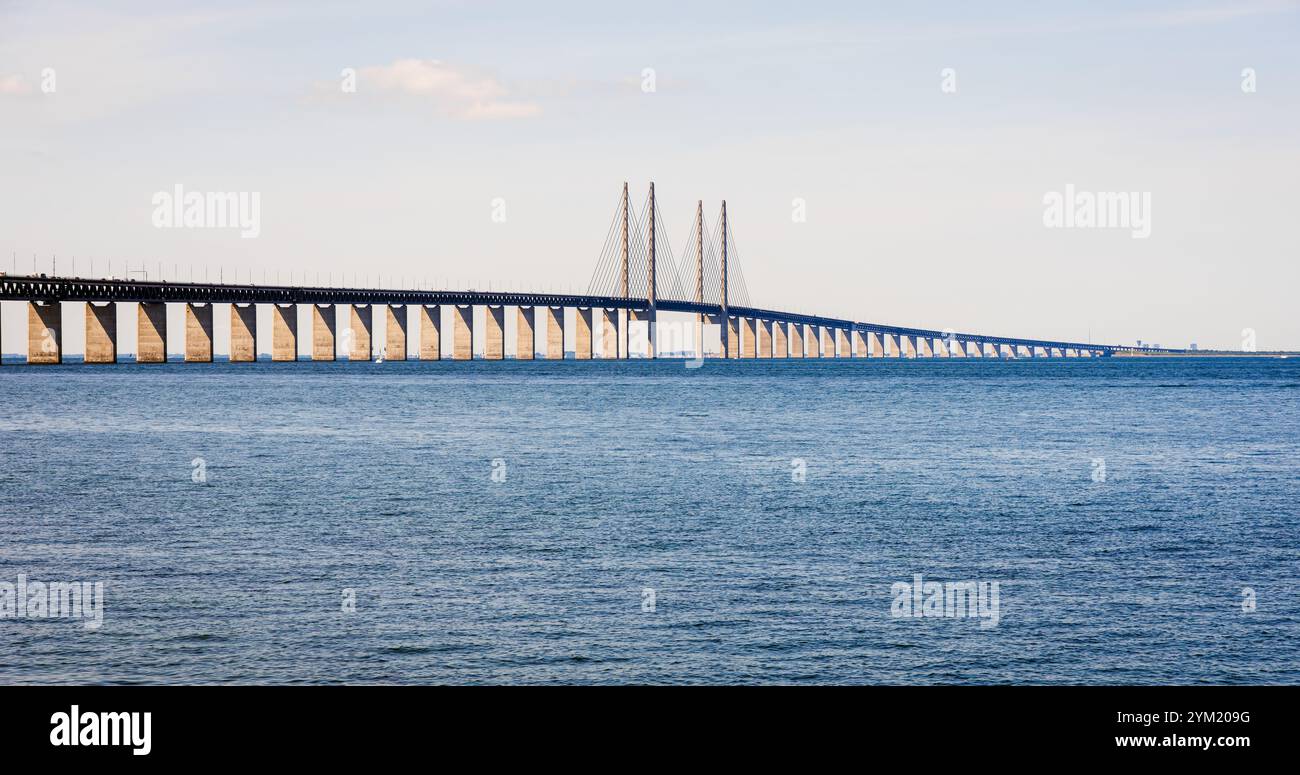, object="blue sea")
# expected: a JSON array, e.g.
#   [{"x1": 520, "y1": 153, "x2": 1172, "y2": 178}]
[{"x1": 1, "y1": 358, "x2": 1297, "y2": 684}]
